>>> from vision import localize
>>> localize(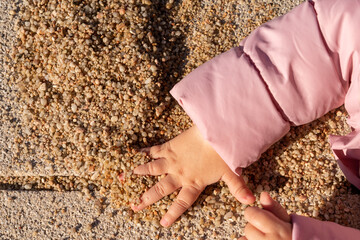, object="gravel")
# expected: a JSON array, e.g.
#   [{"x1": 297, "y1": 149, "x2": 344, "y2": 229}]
[
  {"x1": 0, "y1": 0, "x2": 72, "y2": 177},
  {"x1": 0, "y1": 0, "x2": 359, "y2": 239}
]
